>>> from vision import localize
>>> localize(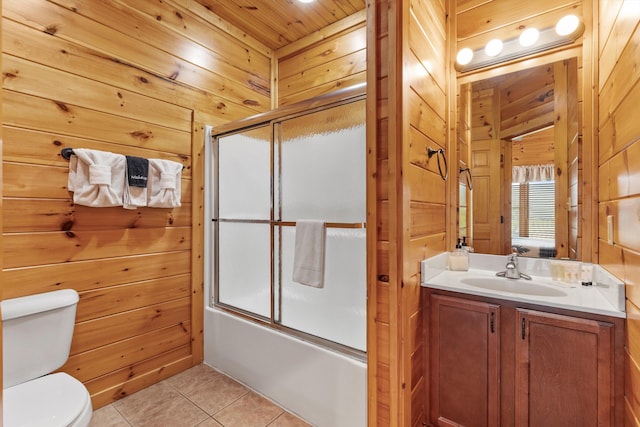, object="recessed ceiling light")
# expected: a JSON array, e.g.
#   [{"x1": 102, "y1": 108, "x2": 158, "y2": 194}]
[{"x1": 298, "y1": 0, "x2": 314, "y2": 3}]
